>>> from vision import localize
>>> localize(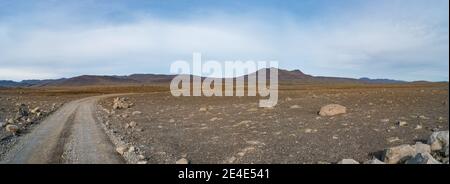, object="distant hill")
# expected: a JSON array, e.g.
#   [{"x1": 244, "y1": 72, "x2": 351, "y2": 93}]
[
  {"x1": 0, "y1": 80, "x2": 27, "y2": 87},
  {"x1": 127, "y1": 74, "x2": 175, "y2": 83},
  {"x1": 359, "y1": 77, "x2": 406, "y2": 84},
  {"x1": 0, "y1": 68, "x2": 415, "y2": 87}
]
